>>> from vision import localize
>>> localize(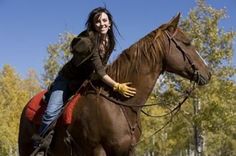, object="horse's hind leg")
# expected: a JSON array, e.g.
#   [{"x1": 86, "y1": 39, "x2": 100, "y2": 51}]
[
  {"x1": 18, "y1": 108, "x2": 37, "y2": 156},
  {"x1": 128, "y1": 147, "x2": 136, "y2": 156},
  {"x1": 93, "y1": 145, "x2": 106, "y2": 156},
  {"x1": 49, "y1": 126, "x2": 71, "y2": 156}
]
